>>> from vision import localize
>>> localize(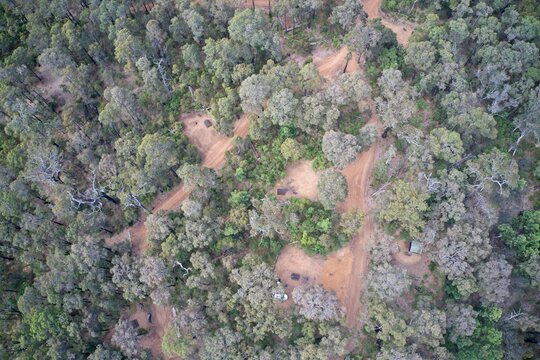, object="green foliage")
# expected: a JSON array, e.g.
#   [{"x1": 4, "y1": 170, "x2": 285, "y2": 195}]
[
  {"x1": 520, "y1": 0, "x2": 540, "y2": 18},
  {"x1": 499, "y1": 210, "x2": 540, "y2": 259},
  {"x1": 166, "y1": 87, "x2": 195, "y2": 115},
  {"x1": 382, "y1": 0, "x2": 423, "y2": 14},
  {"x1": 252, "y1": 237, "x2": 285, "y2": 263},
  {"x1": 23, "y1": 308, "x2": 68, "y2": 343},
  {"x1": 280, "y1": 138, "x2": 305, "y2": 162},
  {"x1": 228, "y1": 190, "x2": 251, "y2": 207},
  {"x1": 451, "y1": 307, "x2": 503, "y2": 360},
  {"x1": 338, "y1": 108, "x2": 367, "y2": 135},
  {"x1": 285, "y1": 29, "x2": 312, "y2": 55},
  {"x1": 162, "y1": 326, "x2": 193, "y2": 358},
  {"x1": 305, "y1": 137, "x2": 332, "y2": 171},
  {"x1": 379, "y1": 180, "x2": 429, "y2": 239},
  {"x1": 494, "y1": 113, "x2": 519, "y2": 152},
  {"x1": 444, "y1": 279, "x2": 462, "y2": 301},
  {"x1": 0, "y1": 5, "x2": 27, "y2": 60},
  {"x1": 284, "y1": 198, "x2": 343, "y2": 255},
  {"x1": 251, "y1": 137, "x2": 287, "y2": 186},
  {"x1": 0, "y1": 126, "x2": 24, "y2": 172},
  {"x1": 378, "y1": 47, "x2": 404, "y2": 70}
]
